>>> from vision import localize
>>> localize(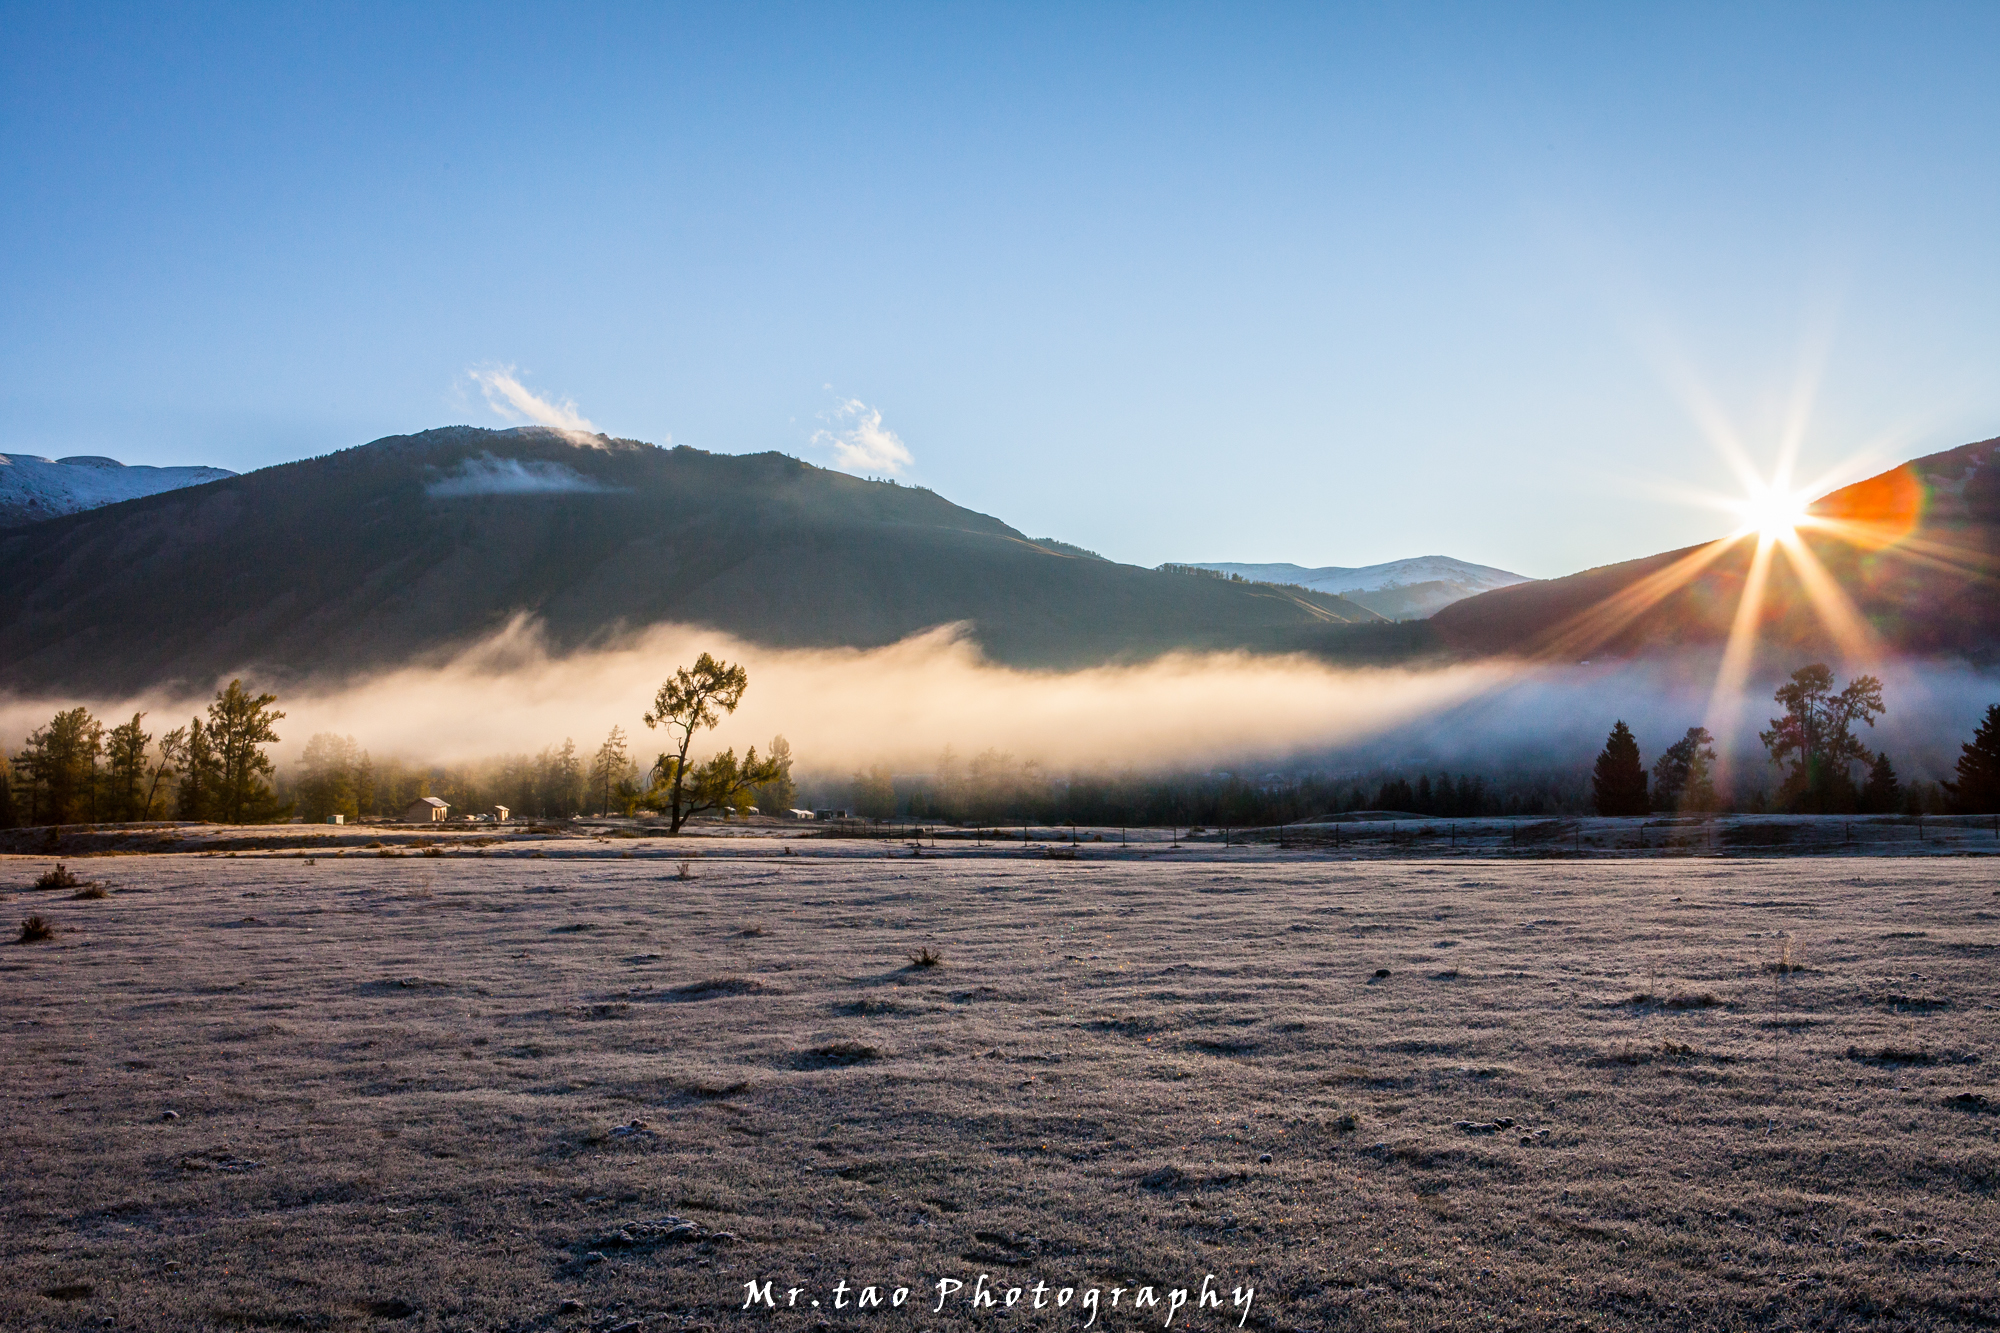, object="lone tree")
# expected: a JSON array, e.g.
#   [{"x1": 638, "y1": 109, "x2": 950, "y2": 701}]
[
  {"x1": 1650, "y1": 726, "x2": 1718, "y2": 813},
  {"x1": 1591, "y1": 721, "x2": 1648, "y2": 816},
  {"x1": 1946, "y1": 703, "x2": 2000, "y2": 813},
  {"x1": 1759, "y1": 663, "x2": 1884, "y2": 813},
  {"x1": 642, "y1": 653, "x2": 782, "y2": 834}
]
